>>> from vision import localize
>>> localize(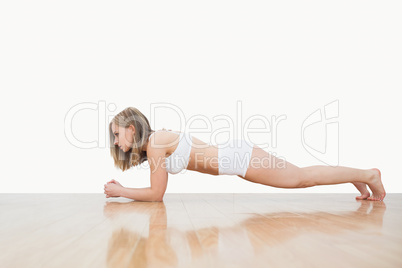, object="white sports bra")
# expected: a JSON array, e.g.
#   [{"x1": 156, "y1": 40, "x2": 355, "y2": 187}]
[{"x1": 148, "y1": 130, "x2": 193, "y2": 174}]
